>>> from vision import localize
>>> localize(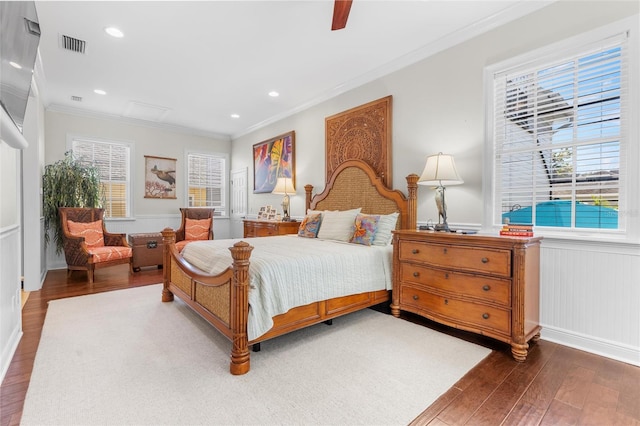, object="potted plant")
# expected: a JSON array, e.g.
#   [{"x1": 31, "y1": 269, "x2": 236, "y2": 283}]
[{"x1": 43, "y1": 150, "x2": 103, "y2": 254}]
